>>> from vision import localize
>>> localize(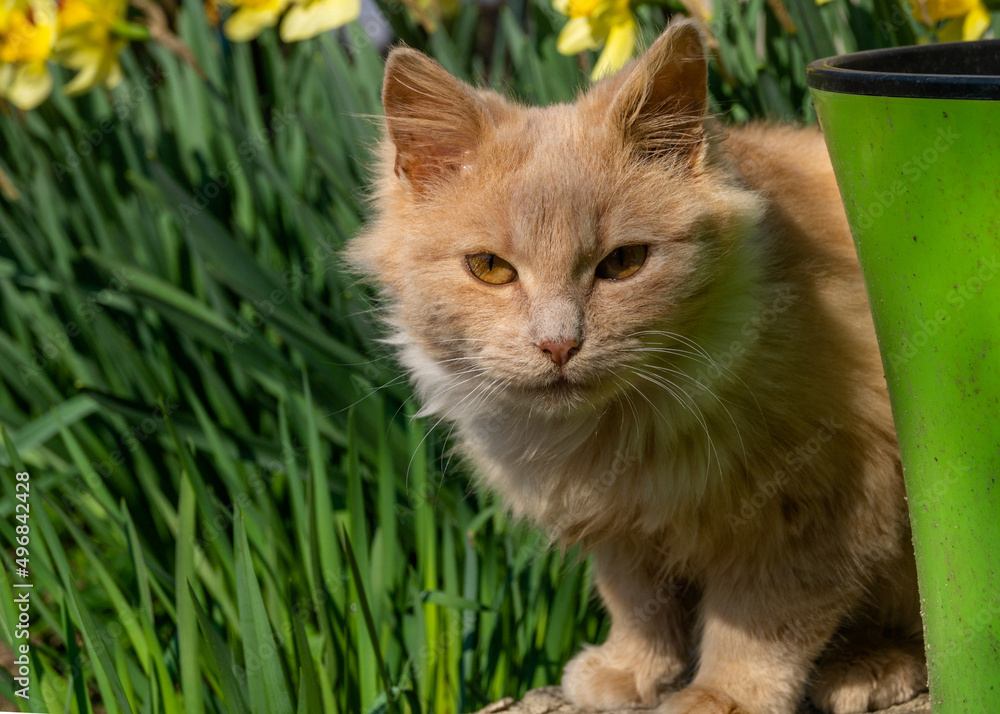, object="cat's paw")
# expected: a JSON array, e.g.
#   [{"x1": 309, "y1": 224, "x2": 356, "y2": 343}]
[
  {"x1": 656, "y1": 686, "x2": 750, "y2": 714},
  {"x1": 808, "y1": 641, "x2": 927, "y2": 714},
  {"x1": 562, "y1": 642, "x2": 682, "y2": 710}
]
